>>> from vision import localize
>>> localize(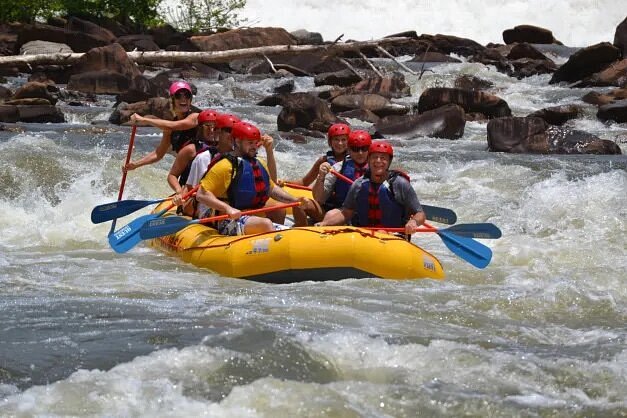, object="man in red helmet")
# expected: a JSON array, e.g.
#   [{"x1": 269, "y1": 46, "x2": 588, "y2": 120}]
[
  {"x1": 312, "y1": 130, "x2": 372, "y2": 216},
  {"x1": 280, "y1": 122, "x2": 351, "y2": 187},
  {"x1": 196, "y1": 122, "x2": 316, "y2": 235},
  {"x1": 317, "y1": 141, "x2": 426, "y2": 235}
]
